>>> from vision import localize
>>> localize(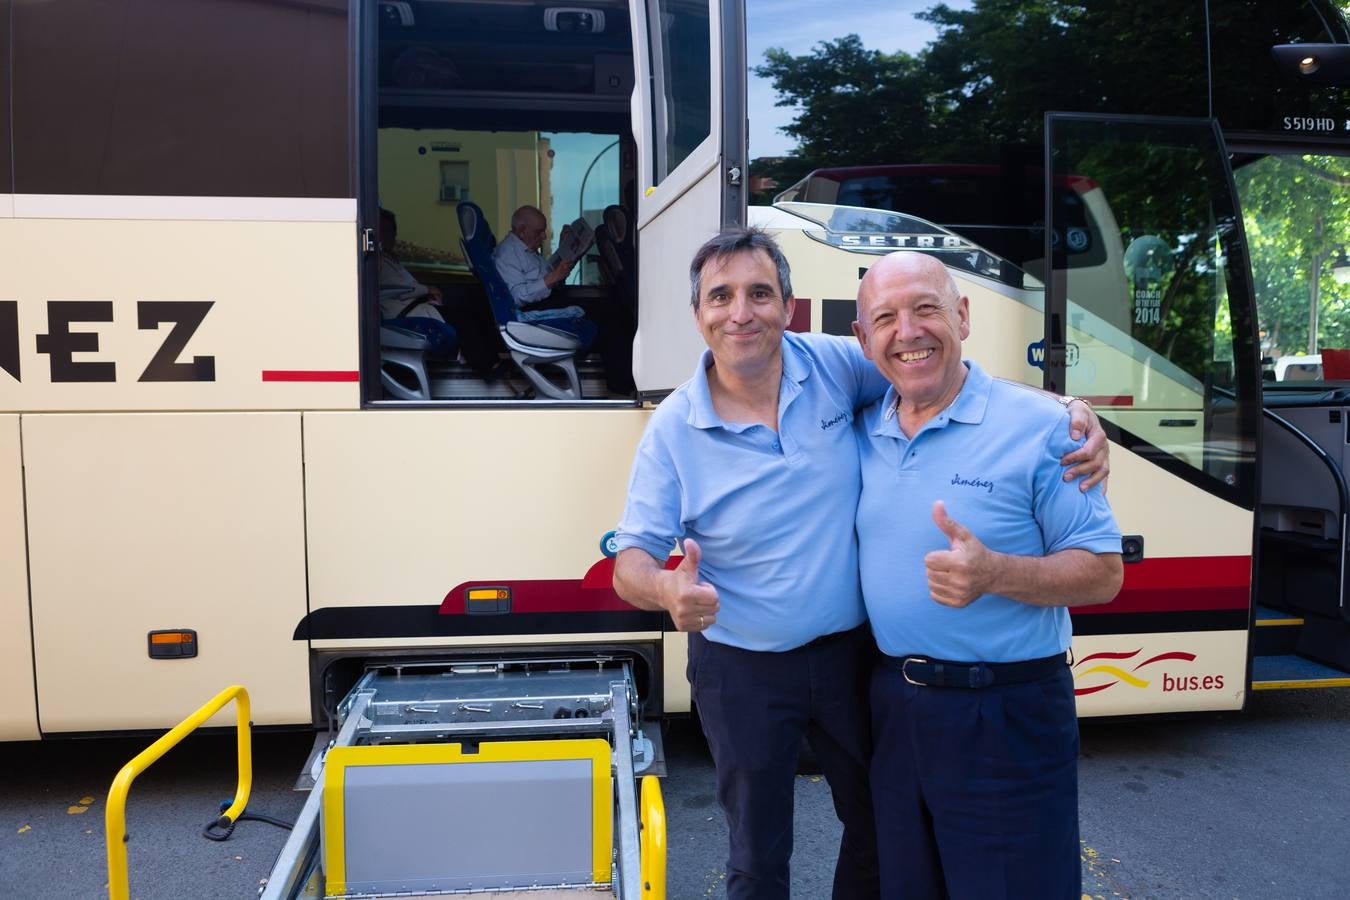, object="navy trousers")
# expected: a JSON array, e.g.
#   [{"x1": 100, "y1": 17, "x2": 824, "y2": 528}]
[
  {"x1": 870, "y1": 660, "x2": 1081, "y2": 900},
  {"x1": 689, "y1": 626, "x2": 880, "y2": 900}
]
